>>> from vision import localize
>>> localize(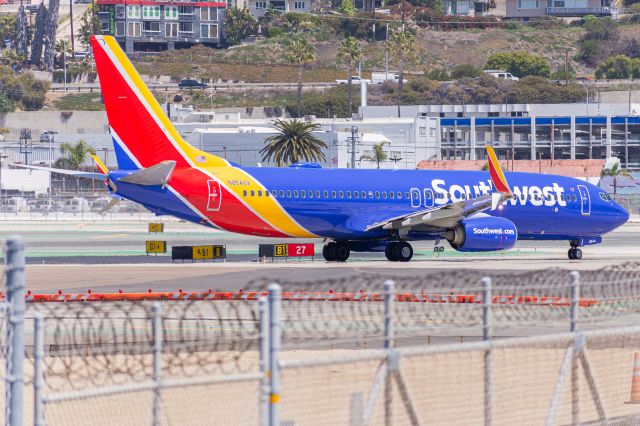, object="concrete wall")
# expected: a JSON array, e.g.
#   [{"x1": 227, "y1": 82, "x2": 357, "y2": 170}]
[{"x1": 0, "y1": 111, "x2": 109, "y2": 141}]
